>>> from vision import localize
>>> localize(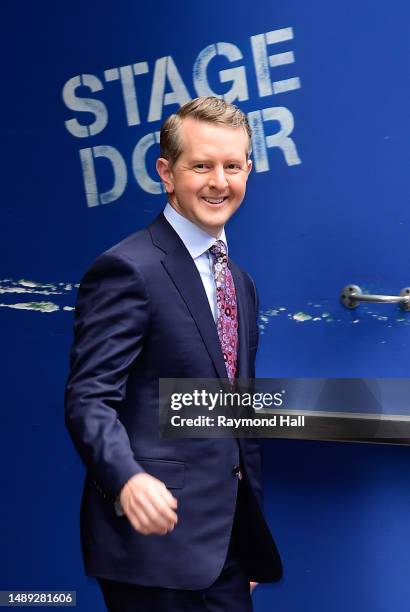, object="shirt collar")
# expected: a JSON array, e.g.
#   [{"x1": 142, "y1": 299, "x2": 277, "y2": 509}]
[{"x1": 163, "y1": 202, "x2": 228, "y2": 259}]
